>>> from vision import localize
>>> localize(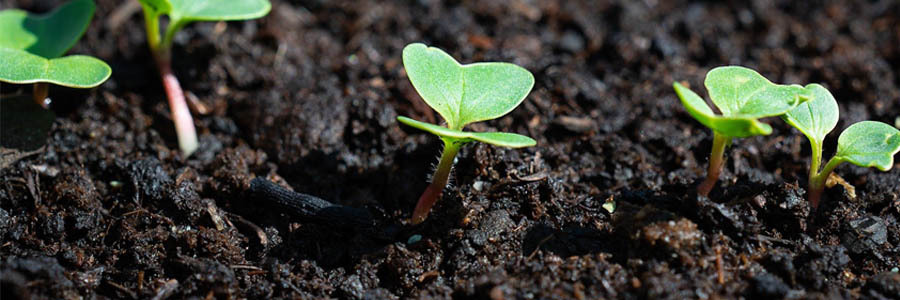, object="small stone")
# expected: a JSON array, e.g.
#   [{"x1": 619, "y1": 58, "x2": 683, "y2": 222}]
[
  {"x1": 863, "y1": 272, "x2": 900, "y2": 299},
  {"x1": 559, "y1": 30, "x2": 585, "y2": 53},
  {"x1": 750, "y1": 273, "x2": 790, "y2": 298},
  {"x1": 641, "y1": 219, "x2": 701, "y2": 250},
  {"x1": 473, "y1": 181, "x2": 485, "y2": 192},
  {"x1": 407, "y1": 234, "x2": 422, "y2": 245},
  {"x1": 841, "y1": 216, "x2": 887, "y2": 254}
]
